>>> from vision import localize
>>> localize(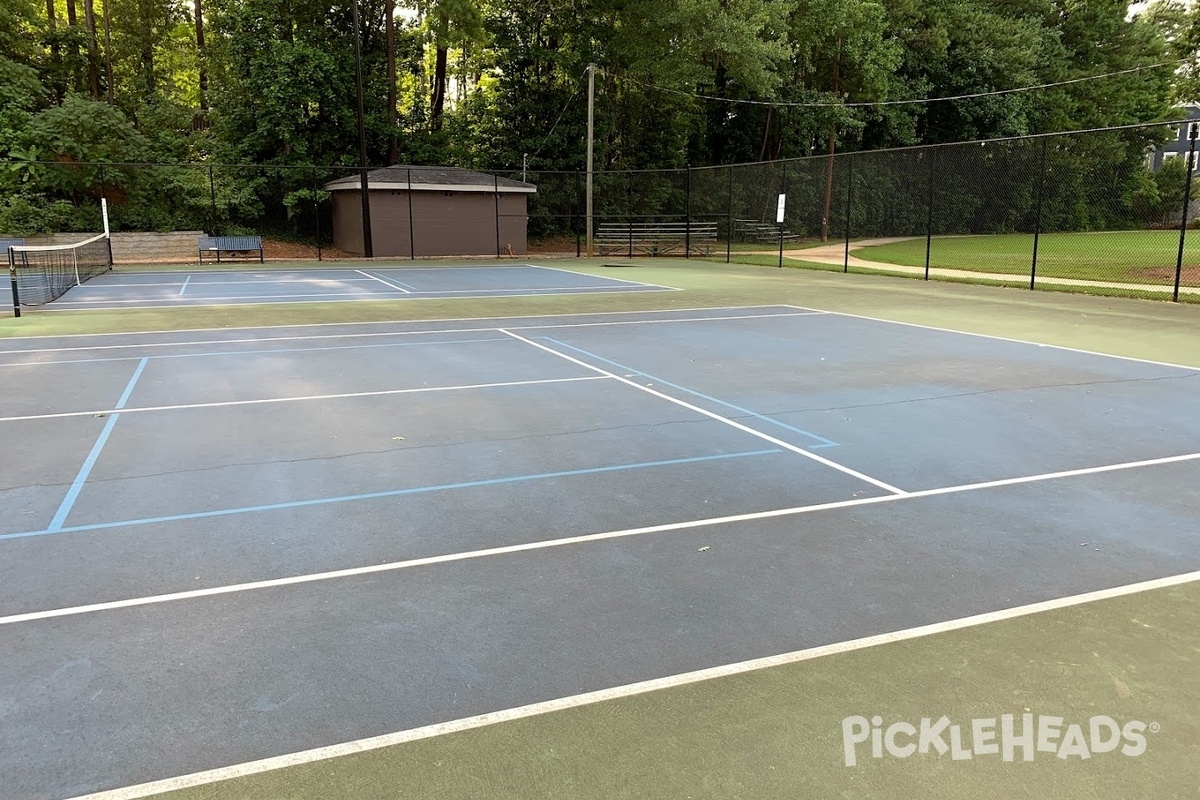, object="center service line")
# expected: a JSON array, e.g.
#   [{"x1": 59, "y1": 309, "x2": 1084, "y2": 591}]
[
  {"x1": 46, "y1": 357, "x2": 149, "y2": 531},
  {"x1": 178, "y1": 276, "x2": 191, "y2": 296},
  {"x1": 497, "y1": 329, "x2": 906, "y2": 495}
]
